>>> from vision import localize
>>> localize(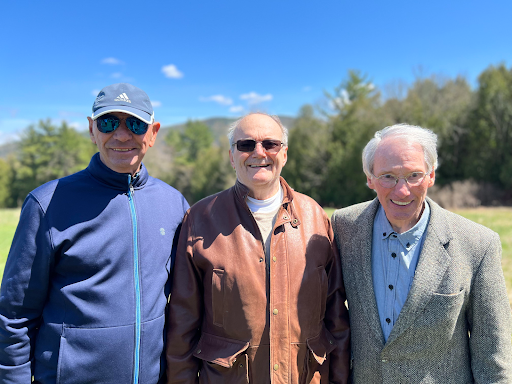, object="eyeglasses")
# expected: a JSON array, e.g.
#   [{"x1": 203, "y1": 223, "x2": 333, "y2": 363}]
[
  {"x1": 232, "y1": 139, "x2": 283, "y2": 153},
  {"x1": 372, "y1": 172, "x2": 428, "y2": 189},
  {"x1": 95, "y1": 115, "x2": 149, "y2": 135}
]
